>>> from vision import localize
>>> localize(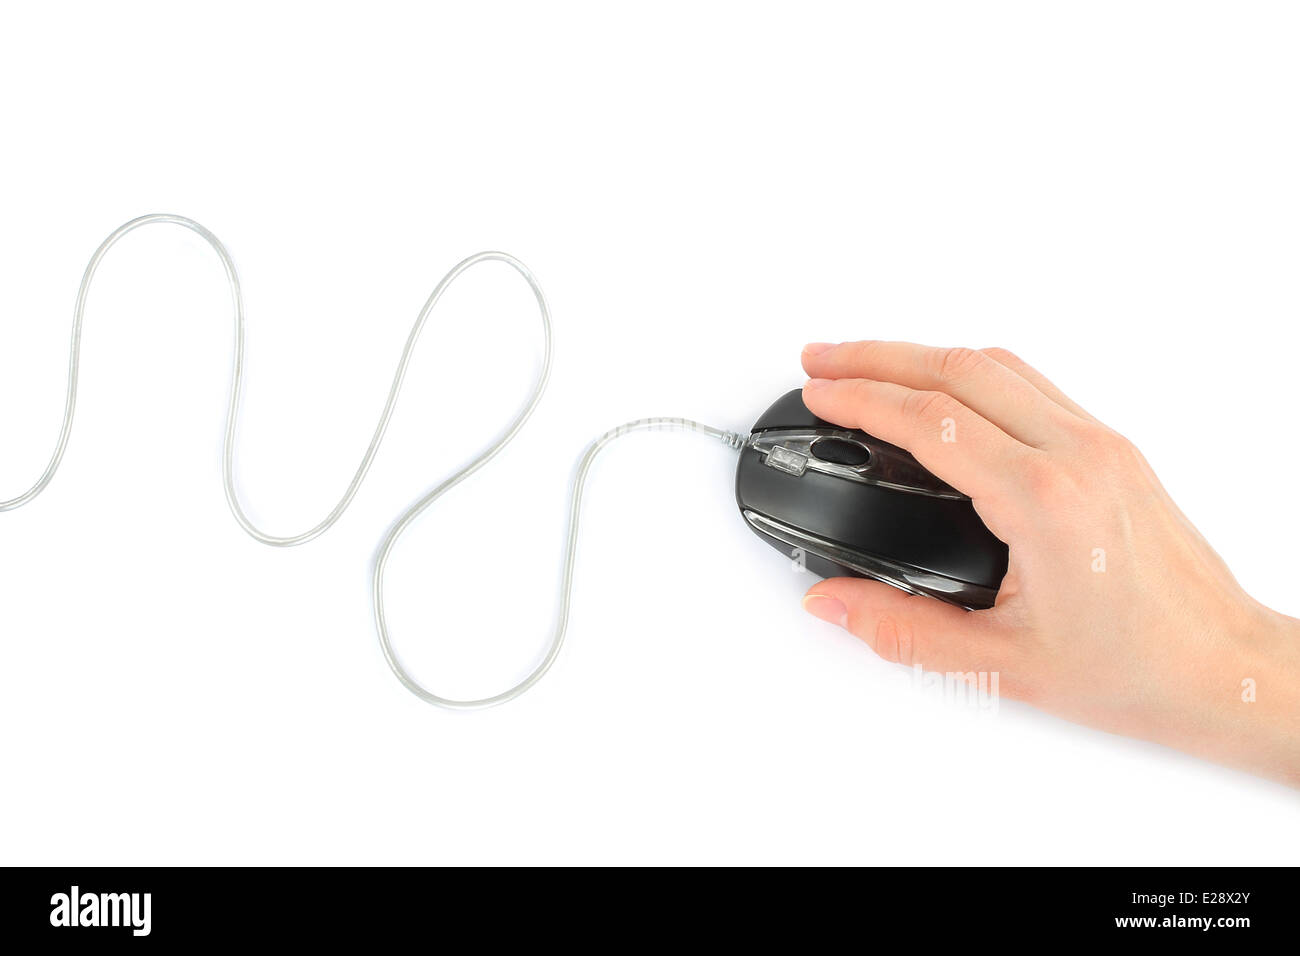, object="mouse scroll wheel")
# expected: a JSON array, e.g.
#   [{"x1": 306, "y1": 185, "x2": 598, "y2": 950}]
[{"x1": 810, "y1": 437, "x2": 871, "y2": 467}]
